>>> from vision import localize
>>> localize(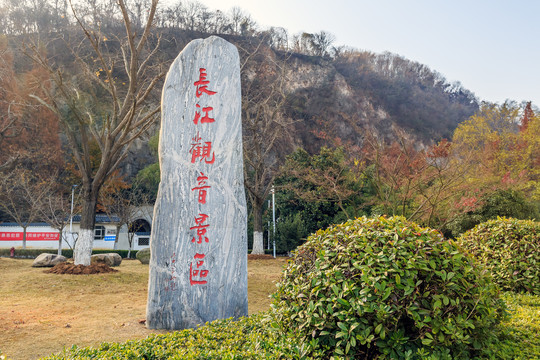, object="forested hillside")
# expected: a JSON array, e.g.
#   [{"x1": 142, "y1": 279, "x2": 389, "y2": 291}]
[{"x1": 1, "y1": 0, "x2": 479, "y2": 162}]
